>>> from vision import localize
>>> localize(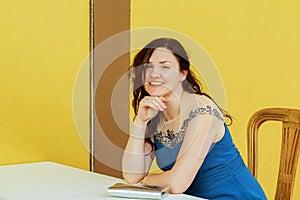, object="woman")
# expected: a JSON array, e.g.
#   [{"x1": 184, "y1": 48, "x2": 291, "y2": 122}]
[{"x1": 122, "y1": 38, "x2": 266, "y2": 199}]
